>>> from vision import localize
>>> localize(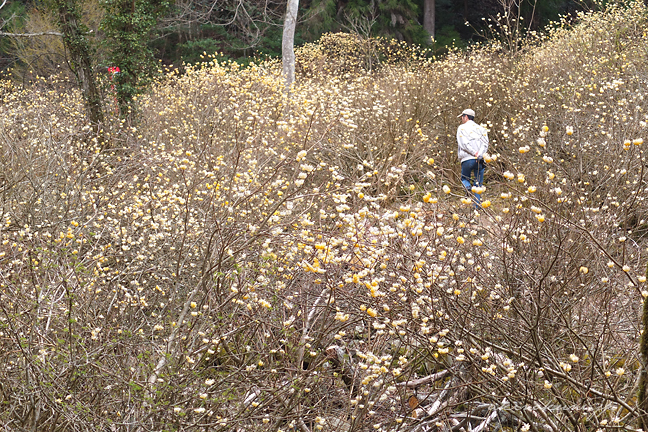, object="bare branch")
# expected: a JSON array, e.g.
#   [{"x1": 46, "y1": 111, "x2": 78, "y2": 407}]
[
  {"x1": 471, "y1": 410, "x2": 498, "y2": 432},
  {"x1": 296, "y1": 288, "x2": 330, "y2": 369},
  {"x1": 0, "y1": 31, "x2": 63, "y2": 37},
  {"x1": 397, "y1": 369, "x2": 450, "y2": 388}
]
